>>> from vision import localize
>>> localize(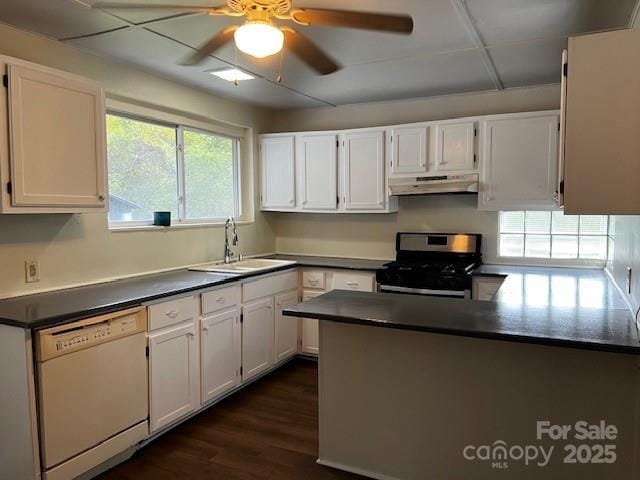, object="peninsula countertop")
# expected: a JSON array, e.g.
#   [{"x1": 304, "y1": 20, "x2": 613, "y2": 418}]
[{"x1": 284, "y1": 266, "x2": 640, "y2": 355}]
